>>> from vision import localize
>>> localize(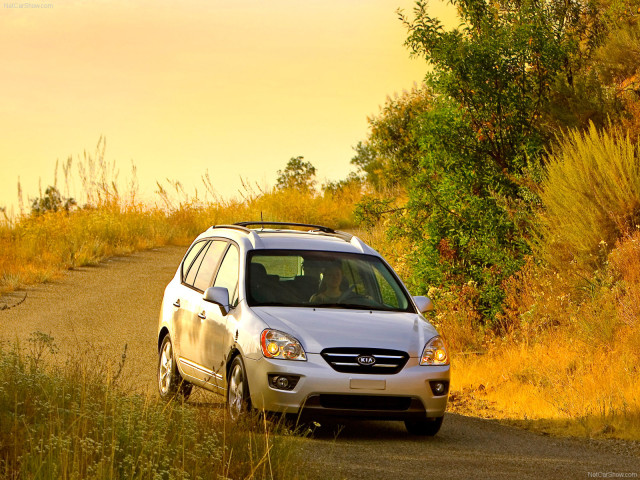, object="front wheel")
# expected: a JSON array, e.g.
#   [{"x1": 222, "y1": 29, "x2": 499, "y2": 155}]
[
  {"x1": 227, "y1": 356, "x2": 251, "y2": 421},
  {"x1": 404, "y1": 416, "x2": 444, "y2": 436},
  {"x1": 158, "y1": 335, "x2": 192, "y2": 400}
]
